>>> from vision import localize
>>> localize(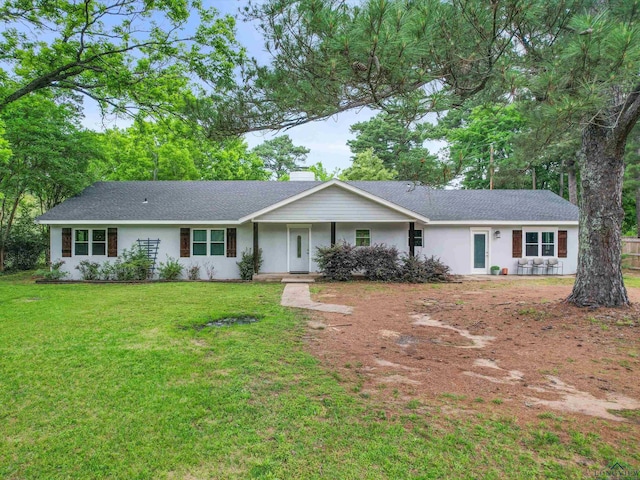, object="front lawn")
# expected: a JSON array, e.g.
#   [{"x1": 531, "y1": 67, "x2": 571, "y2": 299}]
[{"x1": 0, "y1": 274, "x2": 633, "y2": 478}]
